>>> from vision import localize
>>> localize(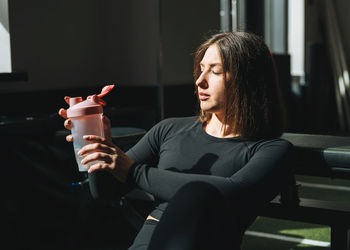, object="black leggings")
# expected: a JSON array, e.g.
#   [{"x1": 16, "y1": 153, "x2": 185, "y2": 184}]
[{"x1": 130, "y1": 181, "x2": 241, "y2": 250}]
